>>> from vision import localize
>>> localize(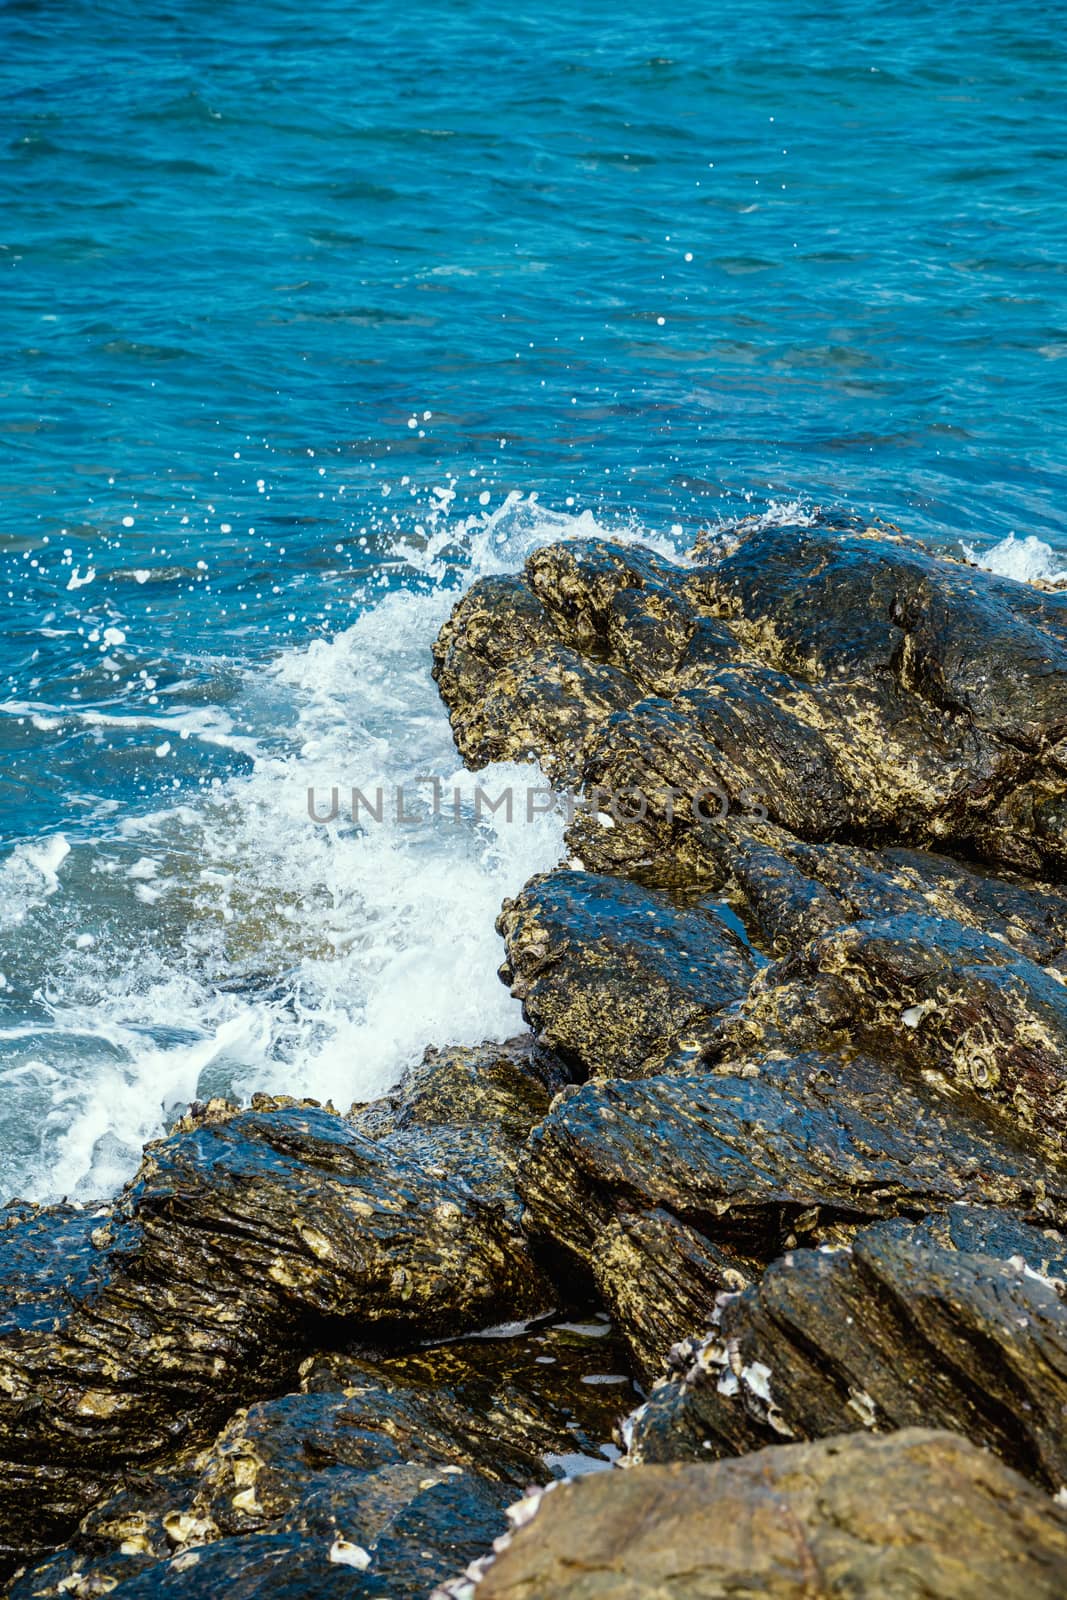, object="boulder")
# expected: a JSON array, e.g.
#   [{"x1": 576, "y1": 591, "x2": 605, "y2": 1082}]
[
  {"x1": 718, "y1": 910, "x2": 1067, "y2": 1155},
  {"x1": 8, "y1": 1319, "x2": 634, "y2": 1600},
  {"x1": 0, "y1": 1039, "x2": 562, "y2": 1569},
  {"x1": 496, "y1": 871, "x2": 758, "y2": 1079},
  {"x1": 517, "y1": 1055, "x2": 1067, "y2": 1373},
  {"x1": 457, "y1": 1429, "x2": 1067, "y2": 1600},
  {"x1": 621, "y1": 815, "x2": 1067, "y2": 967},
  {"x1": 589, "y1": 1209, "x2": 752, "y2": 1383},
  {"x1": 433, "y1": 524, "x2": 1067, "y2": 877}
]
